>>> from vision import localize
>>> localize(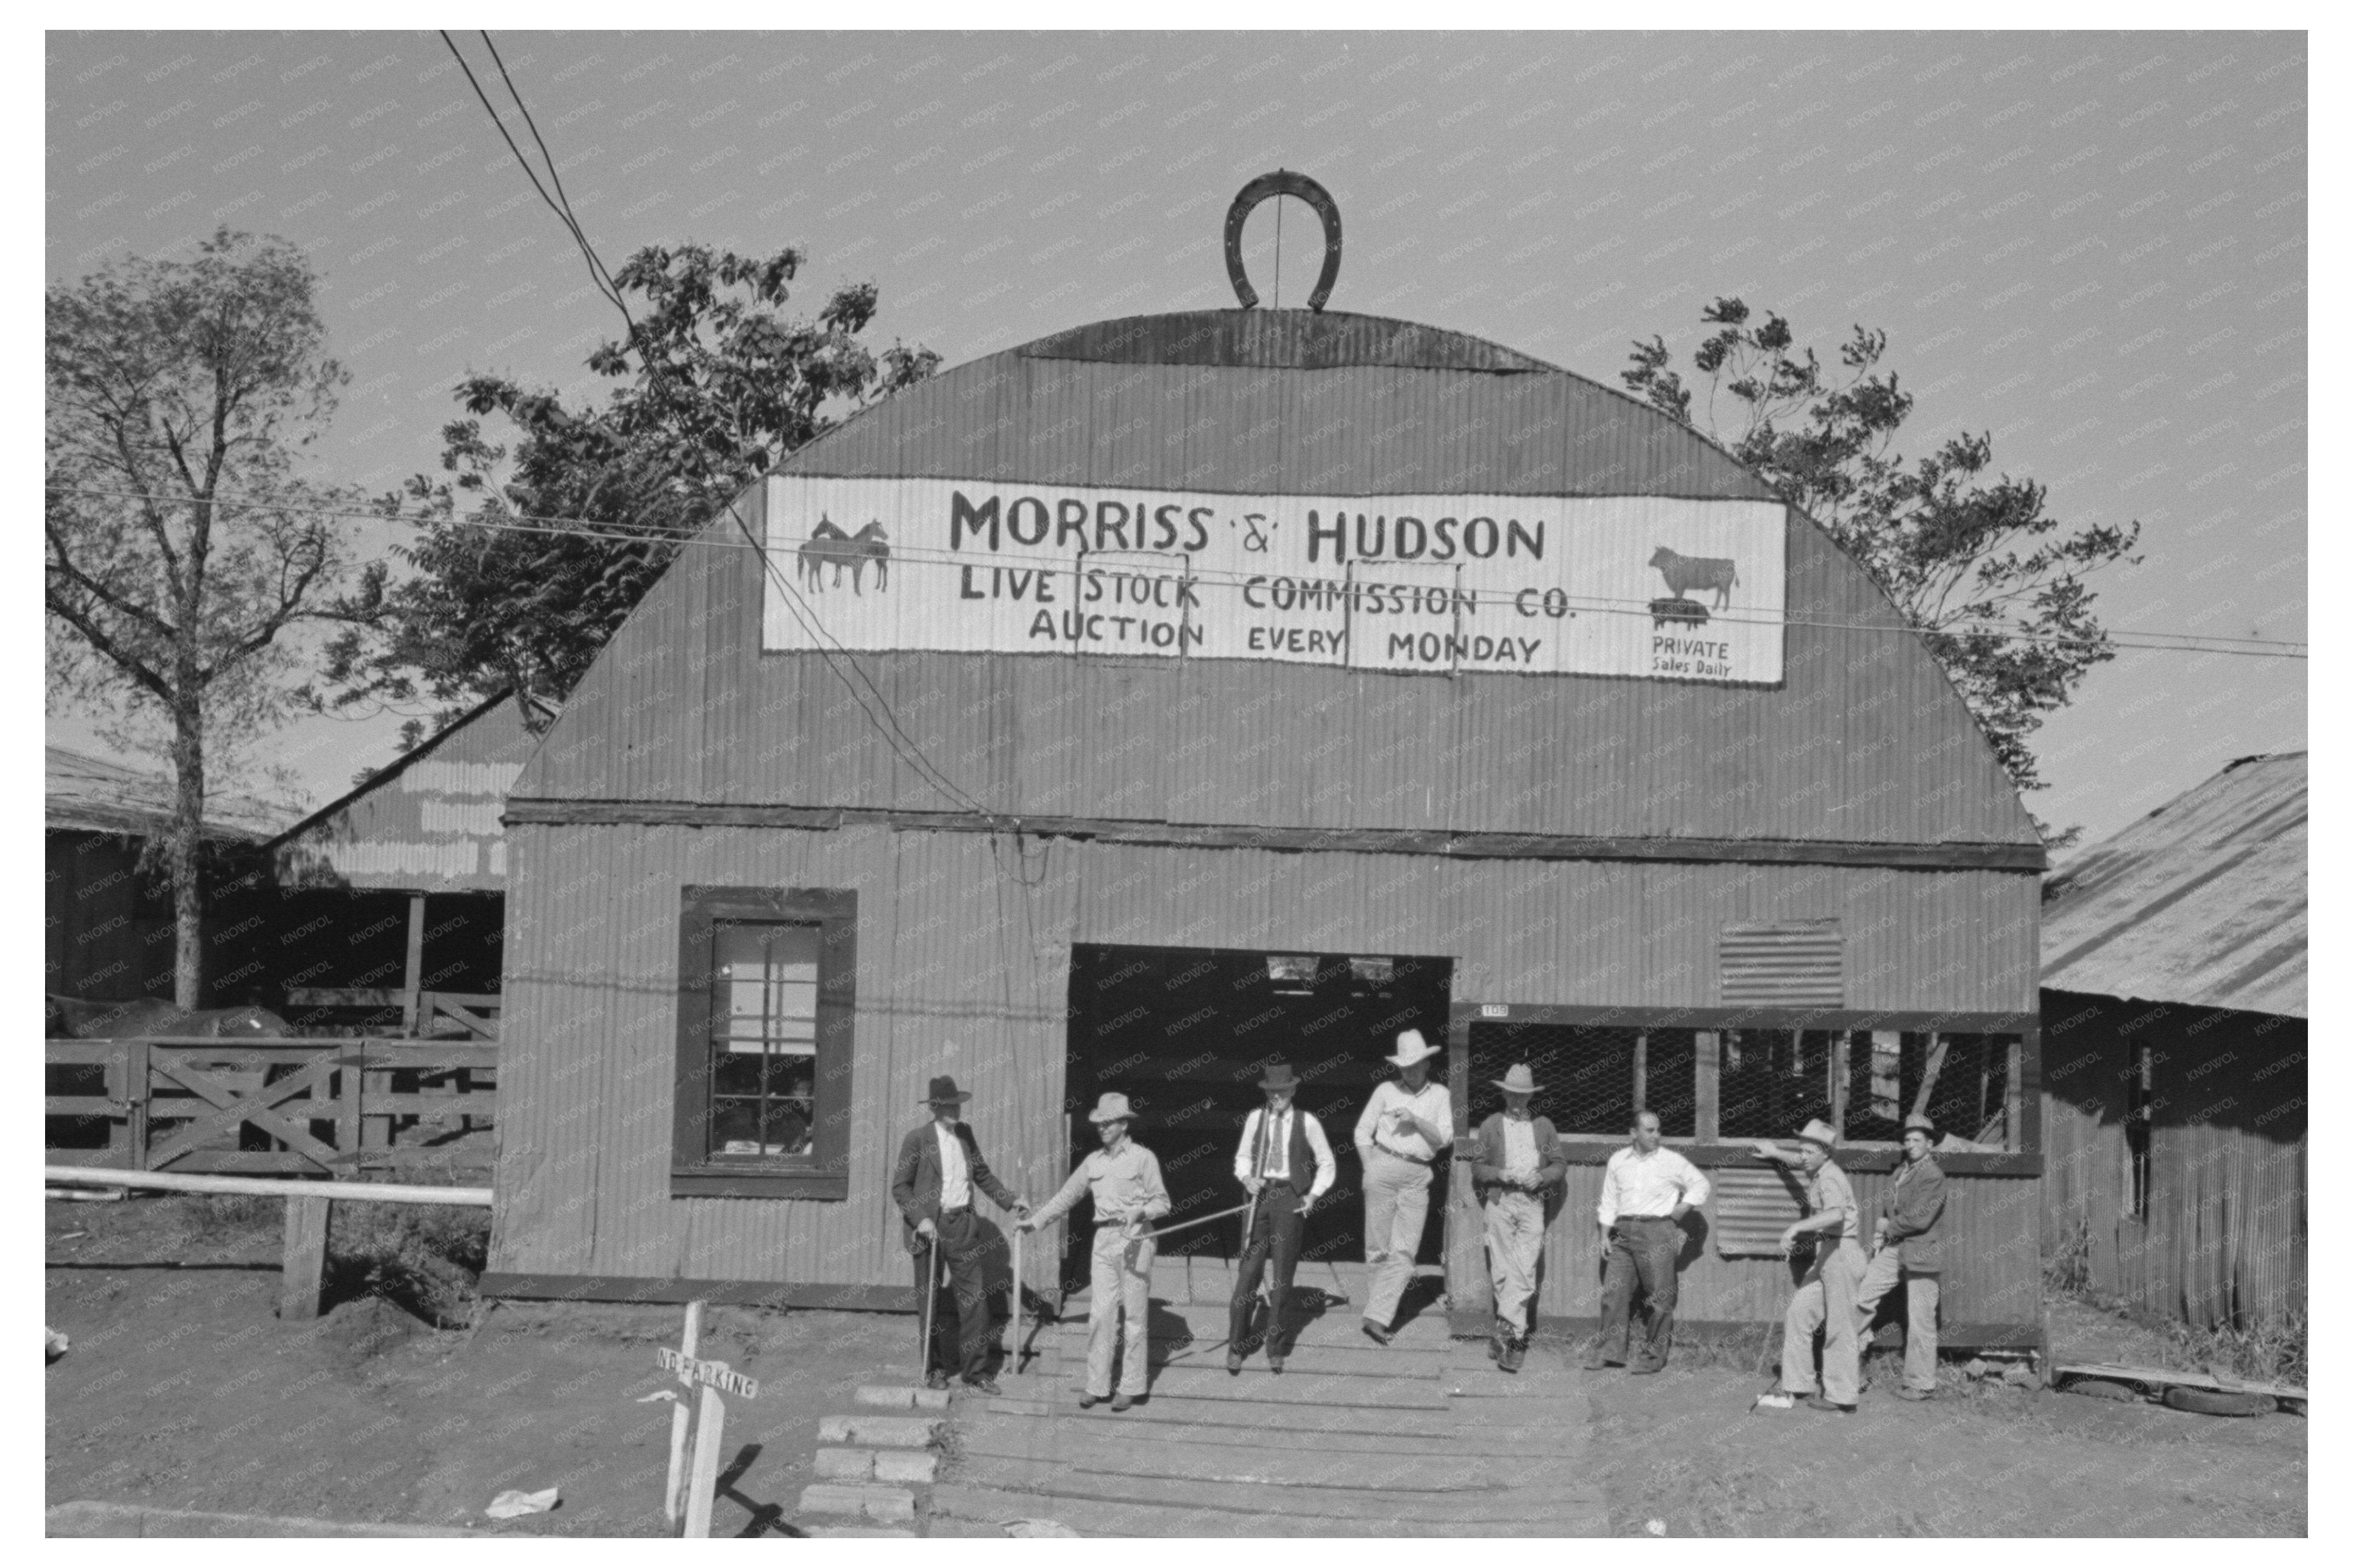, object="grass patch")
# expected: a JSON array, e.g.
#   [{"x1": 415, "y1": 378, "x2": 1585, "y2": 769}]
[{"x1": 326, "y1": 1202, "x2": 490, "y2": 1329}]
